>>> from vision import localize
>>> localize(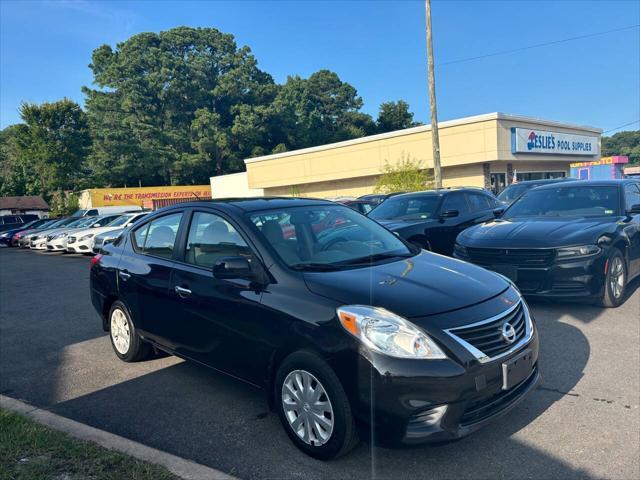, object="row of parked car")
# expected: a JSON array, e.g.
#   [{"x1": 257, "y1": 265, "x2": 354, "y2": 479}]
[
  {"x1": 94, "y1": 177, "x2": 640, "y2": 461},
  {"x1": 0, "y1": 208, "x2": 148, "y2": 254}
]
